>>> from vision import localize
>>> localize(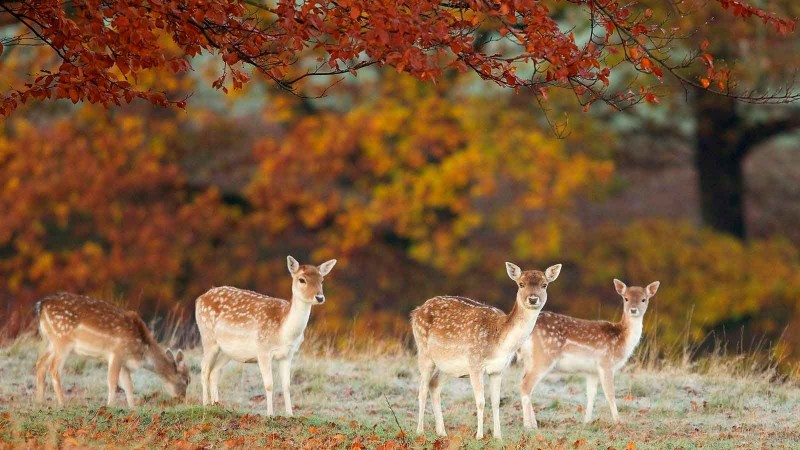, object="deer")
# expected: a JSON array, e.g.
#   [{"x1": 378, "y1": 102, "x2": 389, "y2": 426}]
[
  {"x1": 195, "y1": 255, "x2": 336, "y2": 415},
  {"x1": 517, "y1": 278, "x2": 660, "y2": 428},
  {"x1": 410, "y1": 262, "x2": 562, "y2": 440},
  {"x1": 34, "y1": 292, "x2": 190, "y2": 407}
]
